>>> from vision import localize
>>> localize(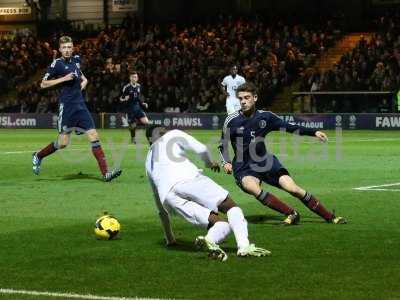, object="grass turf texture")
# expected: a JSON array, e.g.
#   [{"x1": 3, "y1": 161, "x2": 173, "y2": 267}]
[{"x1": 0, "y1": 129, "x2": 399, "y2": 300}]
